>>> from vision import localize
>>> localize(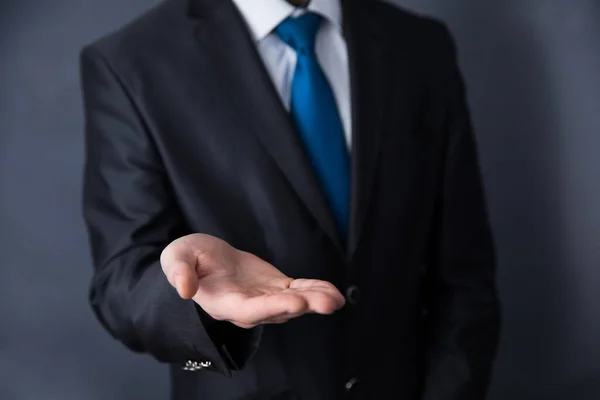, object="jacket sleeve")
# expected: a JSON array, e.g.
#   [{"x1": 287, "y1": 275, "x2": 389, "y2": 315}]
[
  {"x1": 422, "y1": 23, "x2": 501, "y2": 400},
  {"x1": 80, "y1": 46, "x2": 260, "y2": 377}
]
